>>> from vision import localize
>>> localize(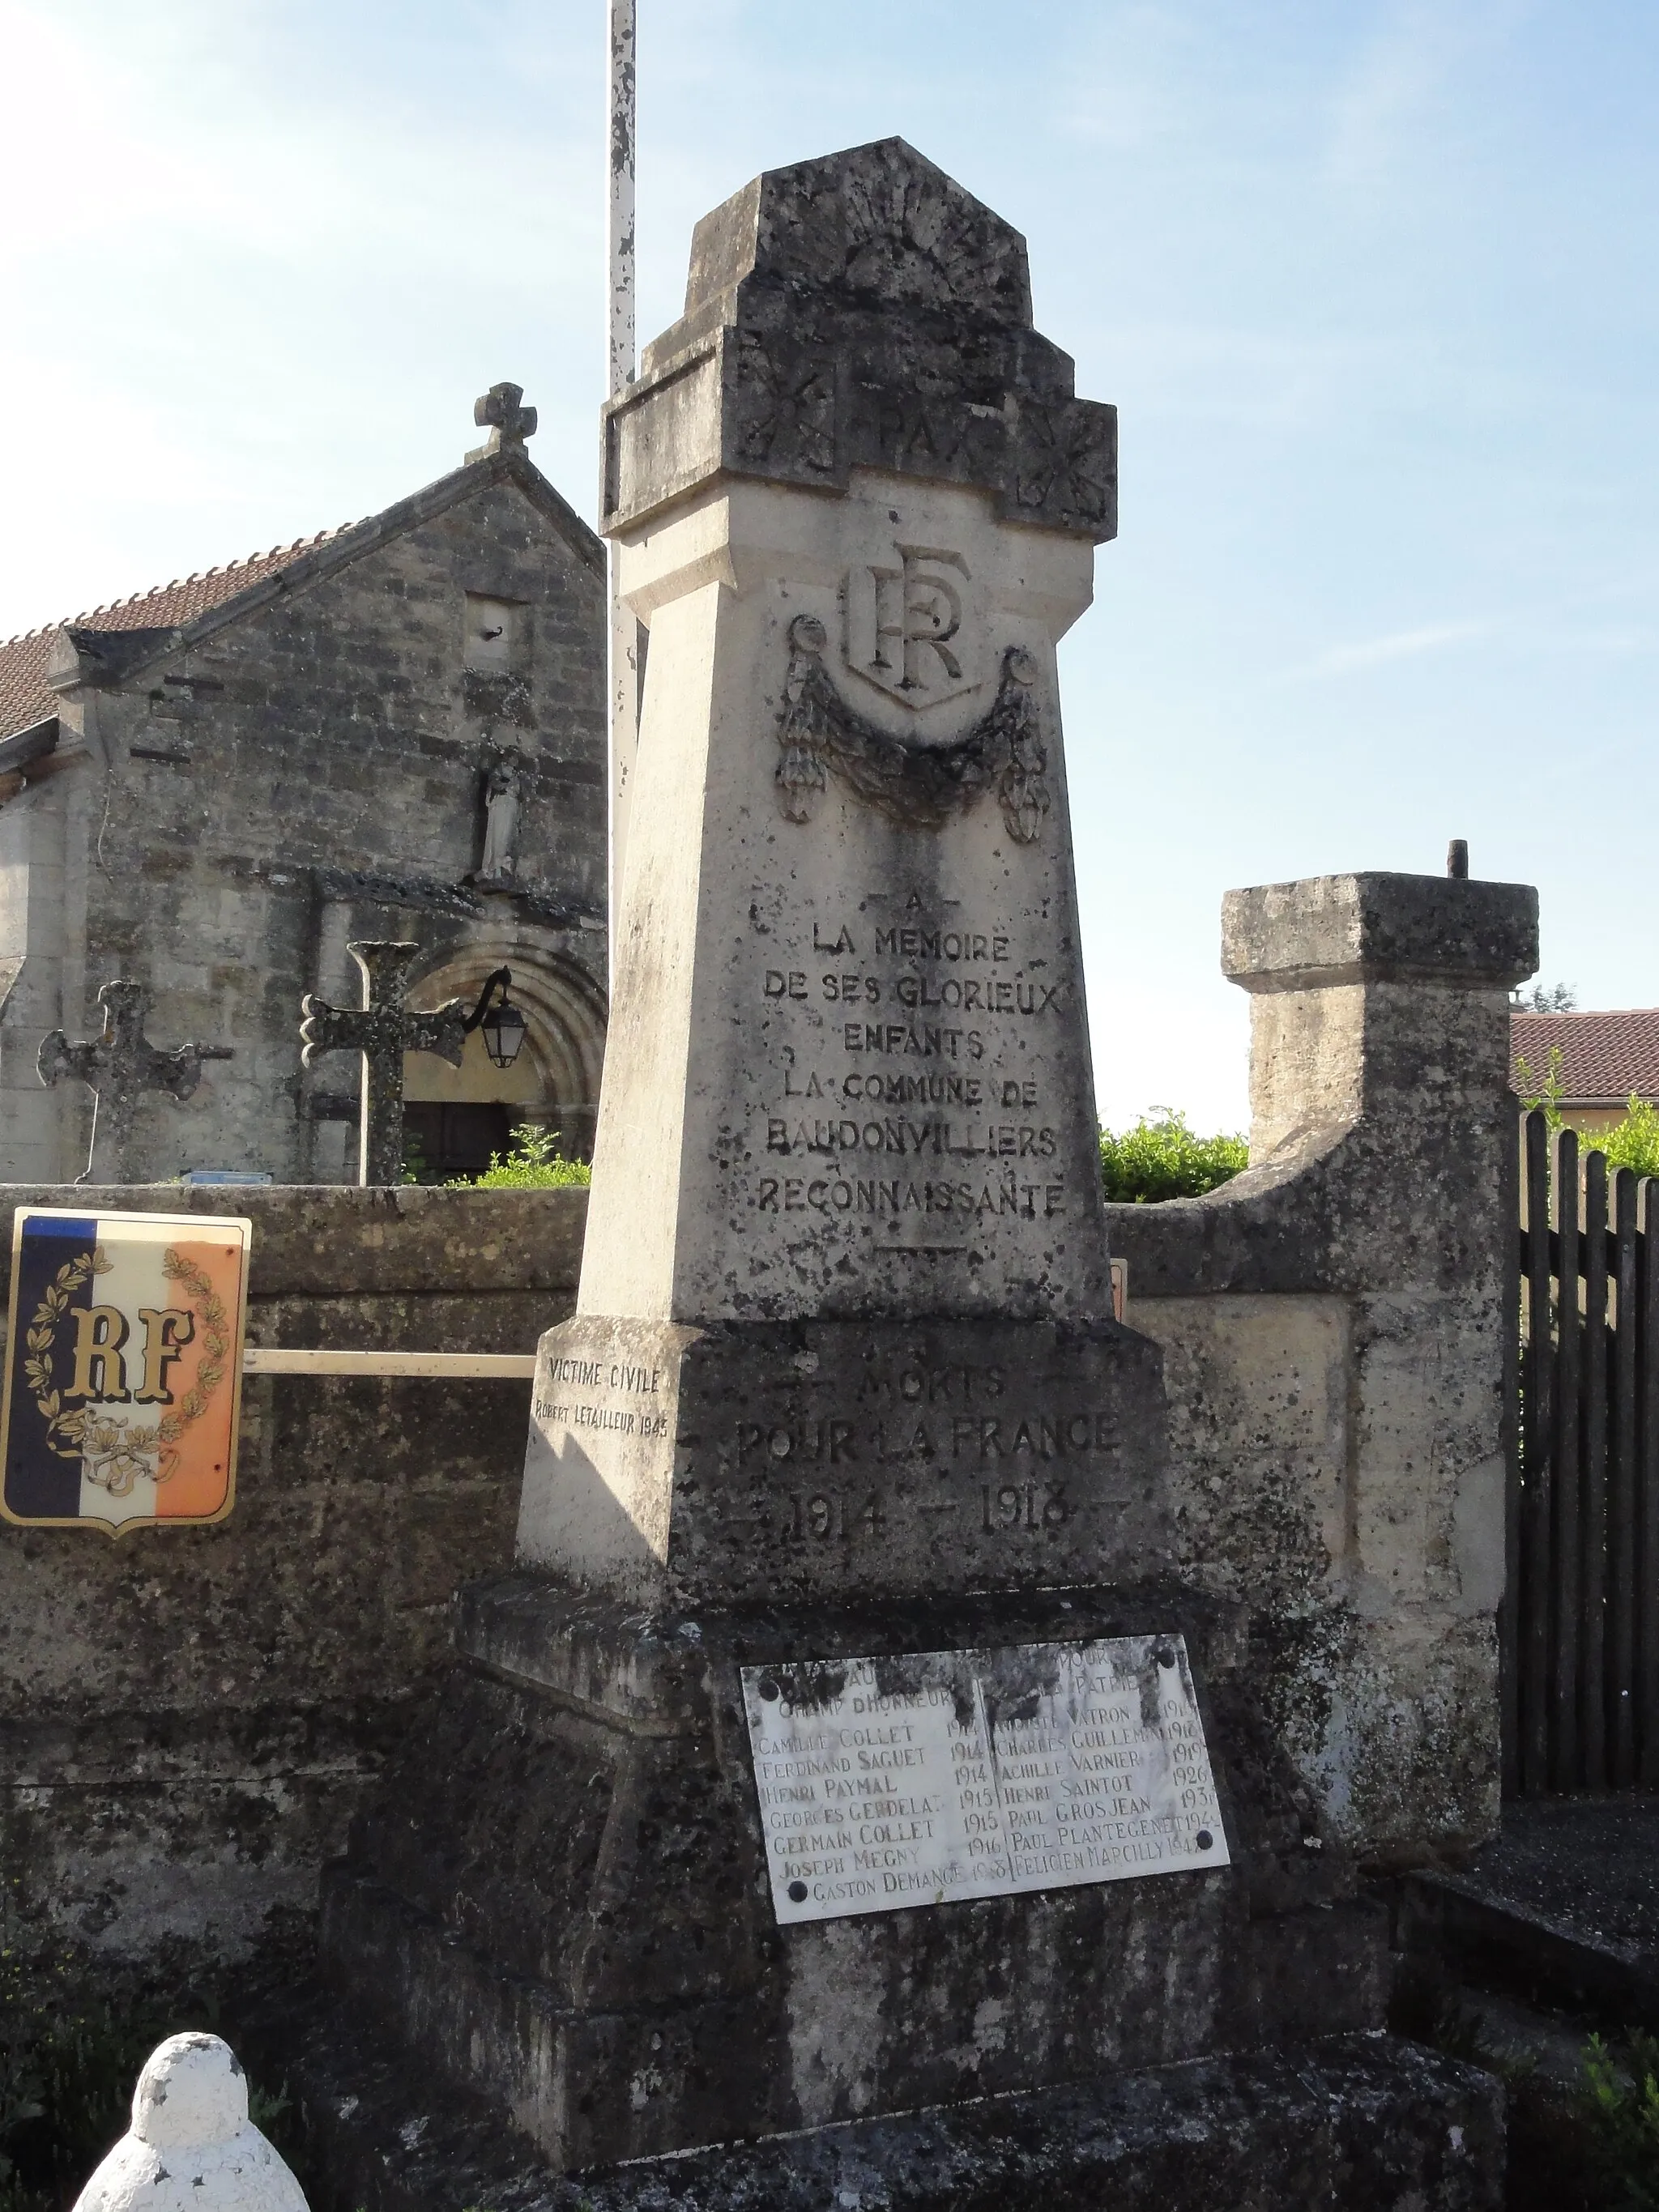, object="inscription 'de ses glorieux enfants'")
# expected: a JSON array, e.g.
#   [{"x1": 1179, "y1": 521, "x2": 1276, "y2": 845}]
[{"x1": 755, "y1": 906, "x2": 1072, "y2": 1228}]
